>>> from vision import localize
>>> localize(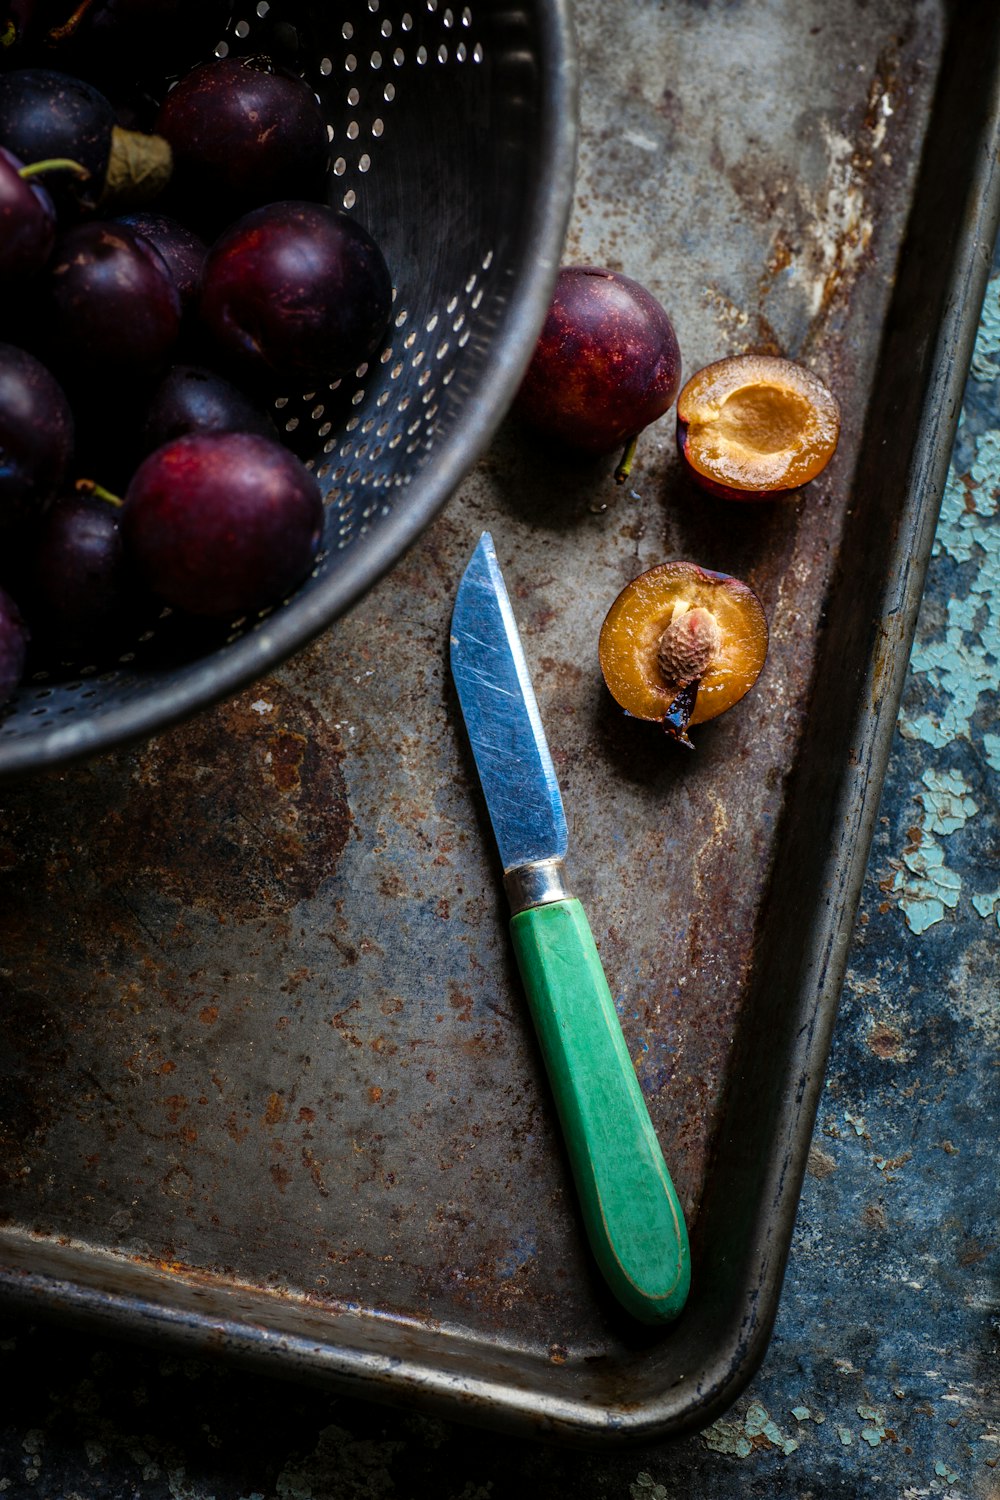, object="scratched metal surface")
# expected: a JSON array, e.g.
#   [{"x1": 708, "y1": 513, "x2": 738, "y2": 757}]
[
  {"x1": 0, "y1": 0, "x2": 997, "y2": 1444},
  {"x1": 0, "y1": 245, "x2": 998, "y2": 1497}
]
